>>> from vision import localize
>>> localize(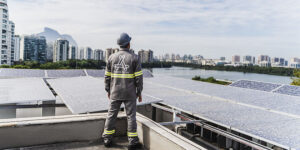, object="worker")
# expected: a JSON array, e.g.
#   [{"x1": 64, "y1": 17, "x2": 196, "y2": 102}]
[{"x1": 102, "y1": 33, "x2": 143, "y2": 150}]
